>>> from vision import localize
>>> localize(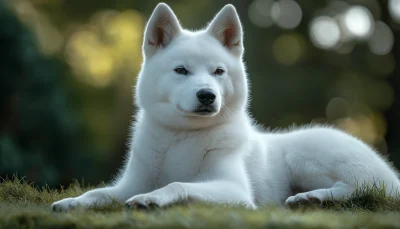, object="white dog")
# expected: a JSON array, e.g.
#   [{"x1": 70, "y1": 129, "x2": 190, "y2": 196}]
[{"x1": 52, "y1": 3, "x2": 400, "y2": 211}]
